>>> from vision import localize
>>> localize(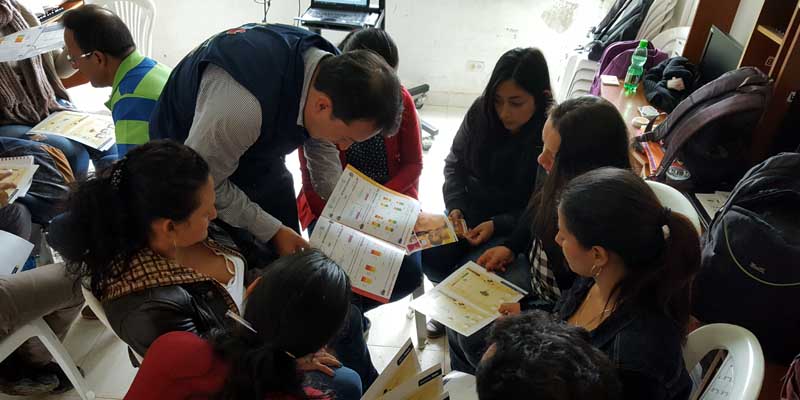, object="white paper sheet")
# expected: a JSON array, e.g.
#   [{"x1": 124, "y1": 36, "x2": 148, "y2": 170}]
[{"x1": 0, "y1": 230, "x2": 35, "y2": 275}]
